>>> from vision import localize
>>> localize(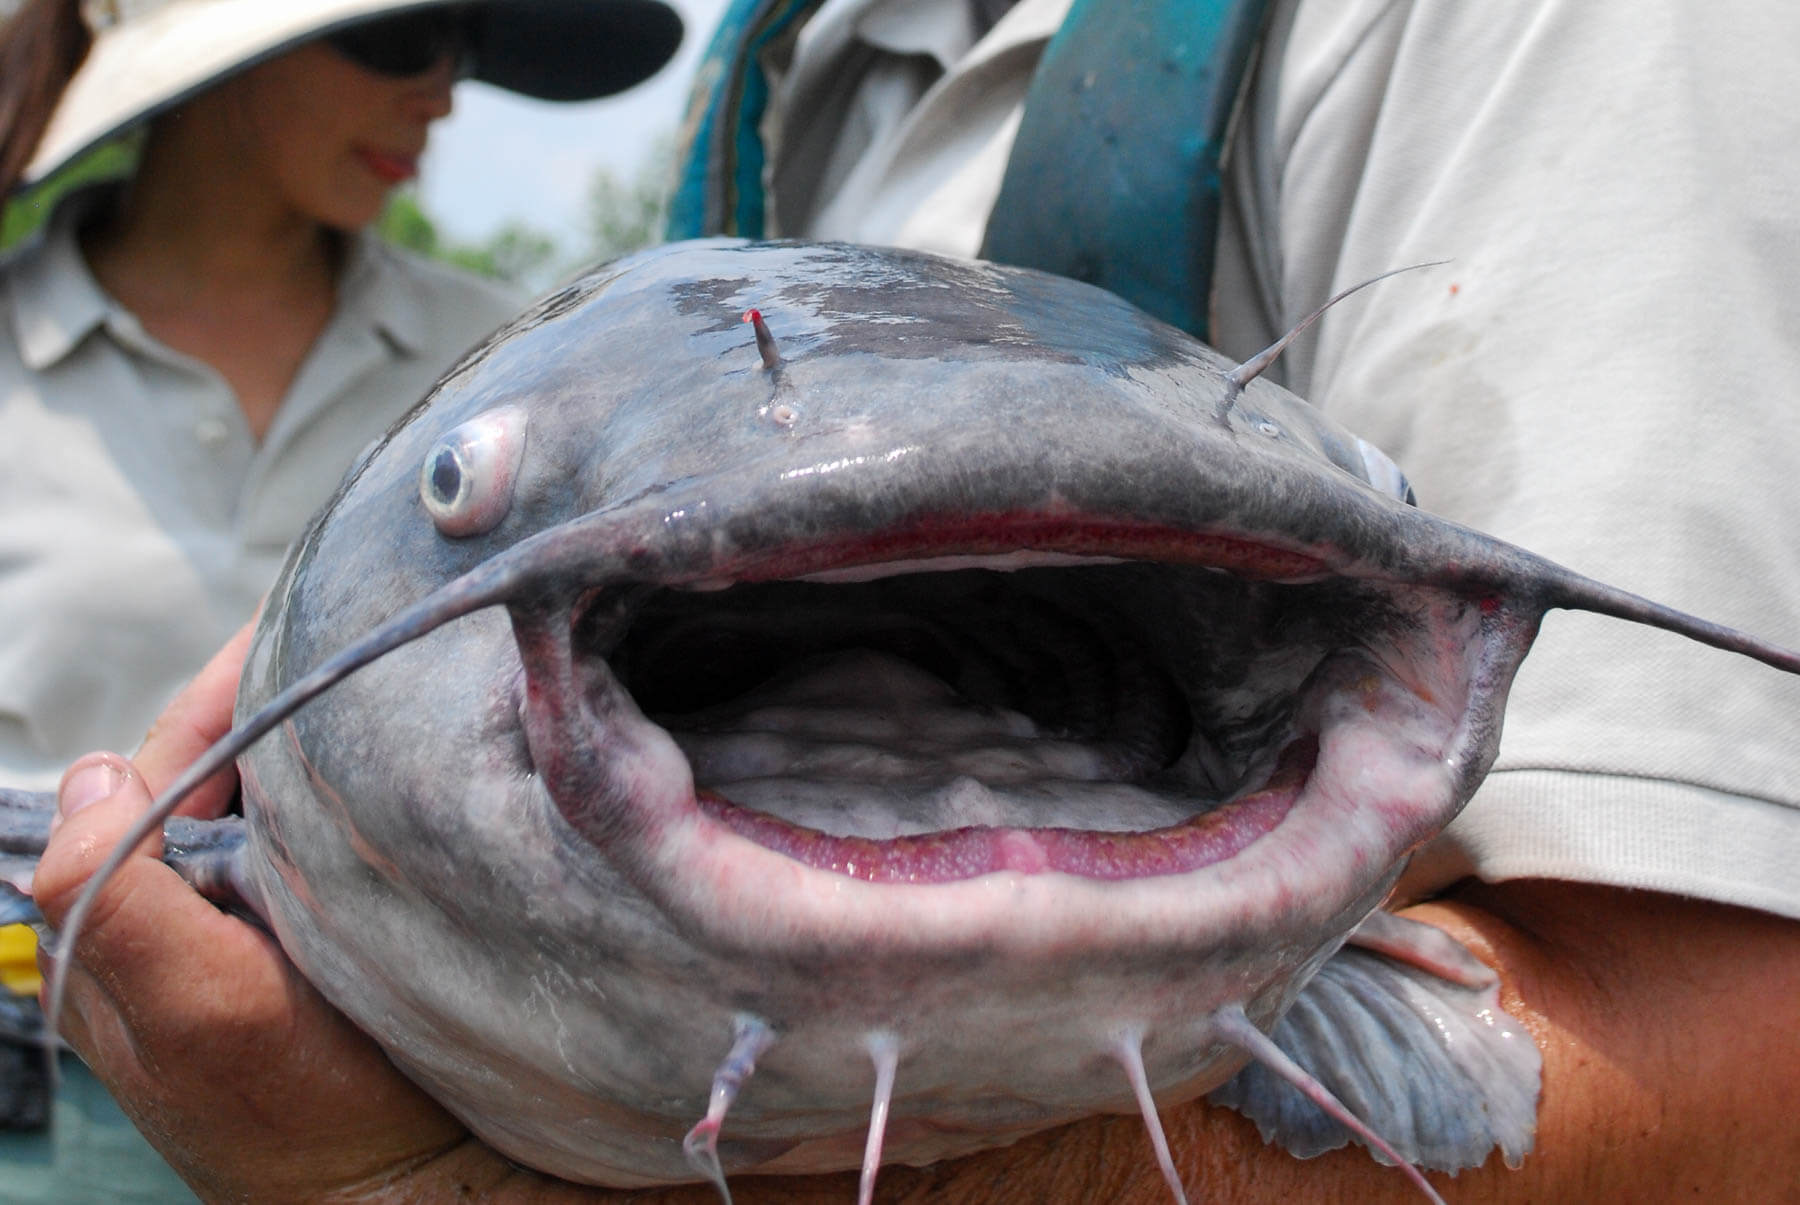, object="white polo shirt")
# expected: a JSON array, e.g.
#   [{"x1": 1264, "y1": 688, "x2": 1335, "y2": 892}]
[
  {"x1": 0, "y1": 190, "x2": 523, "y2": 786},
  {"x1": 759, "y1": 0, "x2": 1800, "y2": 917}
]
